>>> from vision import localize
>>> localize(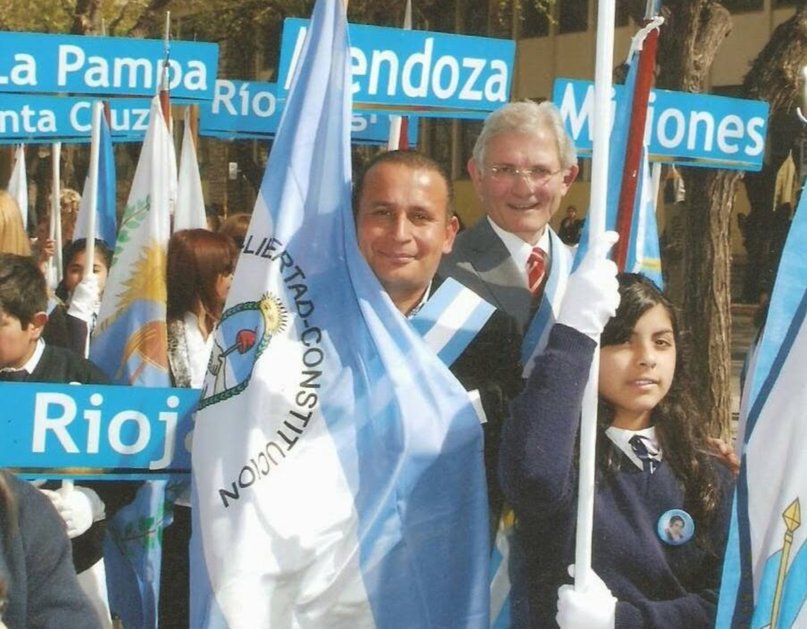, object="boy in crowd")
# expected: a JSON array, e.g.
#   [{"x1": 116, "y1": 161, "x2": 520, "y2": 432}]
[{"x1": 0, "y1": 253, "x2": 136, "y2": 628}]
